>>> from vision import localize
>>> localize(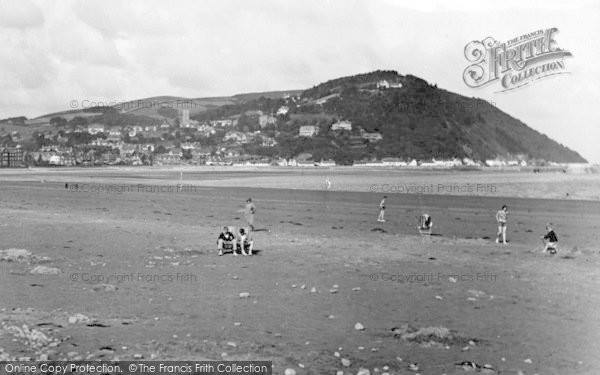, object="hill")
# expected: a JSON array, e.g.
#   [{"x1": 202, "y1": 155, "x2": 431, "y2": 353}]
[
  {"x1": 2, "y1": 71, "x2": 585, "y2": 164},
  {"x1": 290, "y1": 71, "x2": 585, "y2": 163}
]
